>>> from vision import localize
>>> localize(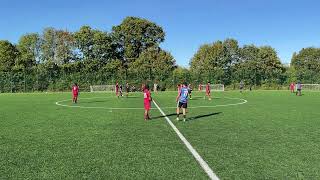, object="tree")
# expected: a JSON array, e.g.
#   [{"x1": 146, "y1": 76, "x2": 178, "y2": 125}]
[
  {"x1": 40, "y1": 27, "x2": 57, "y2": 63},
  {"x1": 236, "y1": 45, "x2": 260, "y2": 85},
  {"x1": 291, "y1": 47, "x2": 320, "y2": 83},
  {"x1": 112, "y1": 16, "x2": 165, "y2": 60},
  {"x1": 236, "y1": 45, "x2": 283, "y2": 86},
  {"x1": 258, "y1": 46, "x2": 283, "y2": 84},
  {"x1": 130, "y1": 47, "x2": 176, "y2": 82},
  {"x1": 173, "y1": 67, "x2": 191, "y2": 85},
  {"x1": 190, "y1": 39, "x2": 240, "y2": 84},
  {"x1": 92, "y1": 30, "x2": 118, "y2": 62},
  {"x1": 73, "y1": 26, "x2": 96, "y2": 60},
  {"x1": 16, "y1": 33, "x2": 40, "y2": 70},
  {"x1": 55, "y1": 30, "x2": 75, "y2": 64},
  {"x1": 0, "y1": 40, "x2": 19, "y2": 72}
]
